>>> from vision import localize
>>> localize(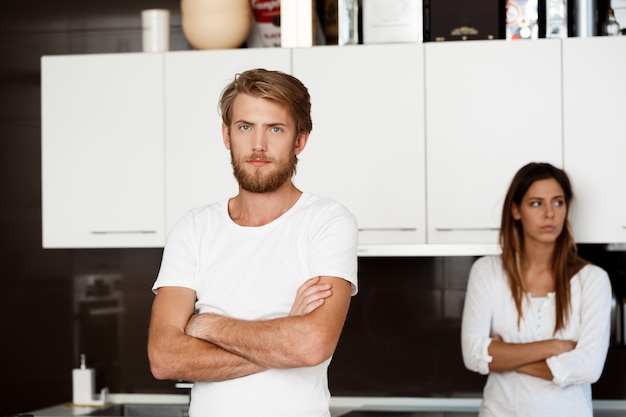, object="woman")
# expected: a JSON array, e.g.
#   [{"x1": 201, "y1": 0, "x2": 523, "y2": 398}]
[{"x1": 461, "y1": 162, "x2": 612, "y2": 417}]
